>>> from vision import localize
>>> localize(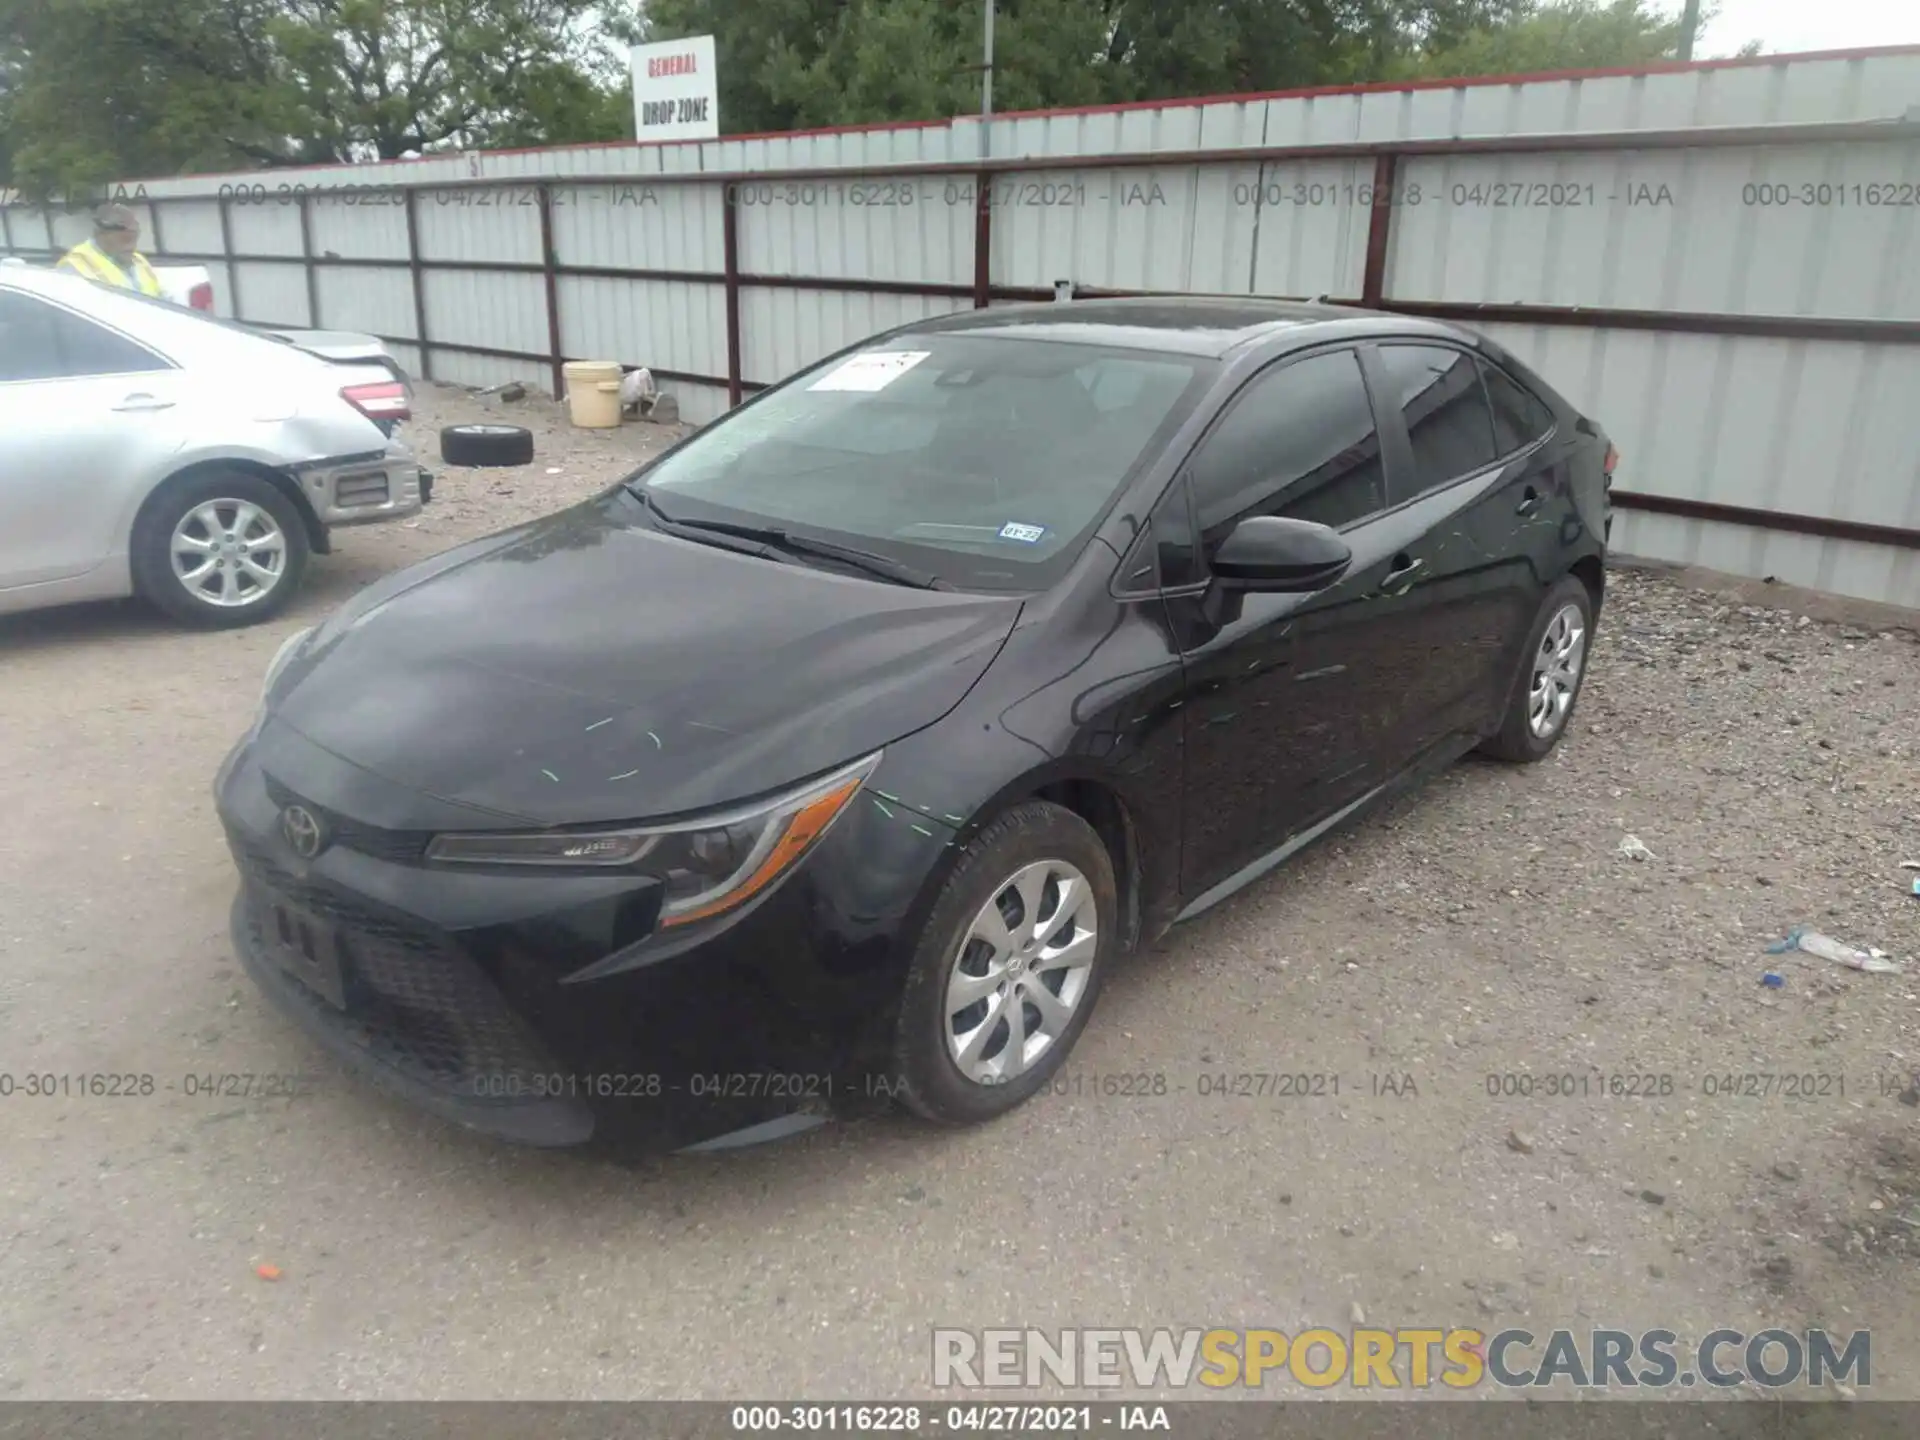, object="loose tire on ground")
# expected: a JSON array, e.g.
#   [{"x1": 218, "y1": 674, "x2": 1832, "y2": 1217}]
[
  {"x1": 1479, "y1": 574, "x2": 1595, "y2": 763},
  {"x1": 439, "y1": 424, "x2": 534, "y2": 468},
  {"x1": 891, "y1": 801, "x2": 1117, "y2": 1125},
  {"x1": 130, "y1": 469, "x2": 310, "y2": 629}
]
